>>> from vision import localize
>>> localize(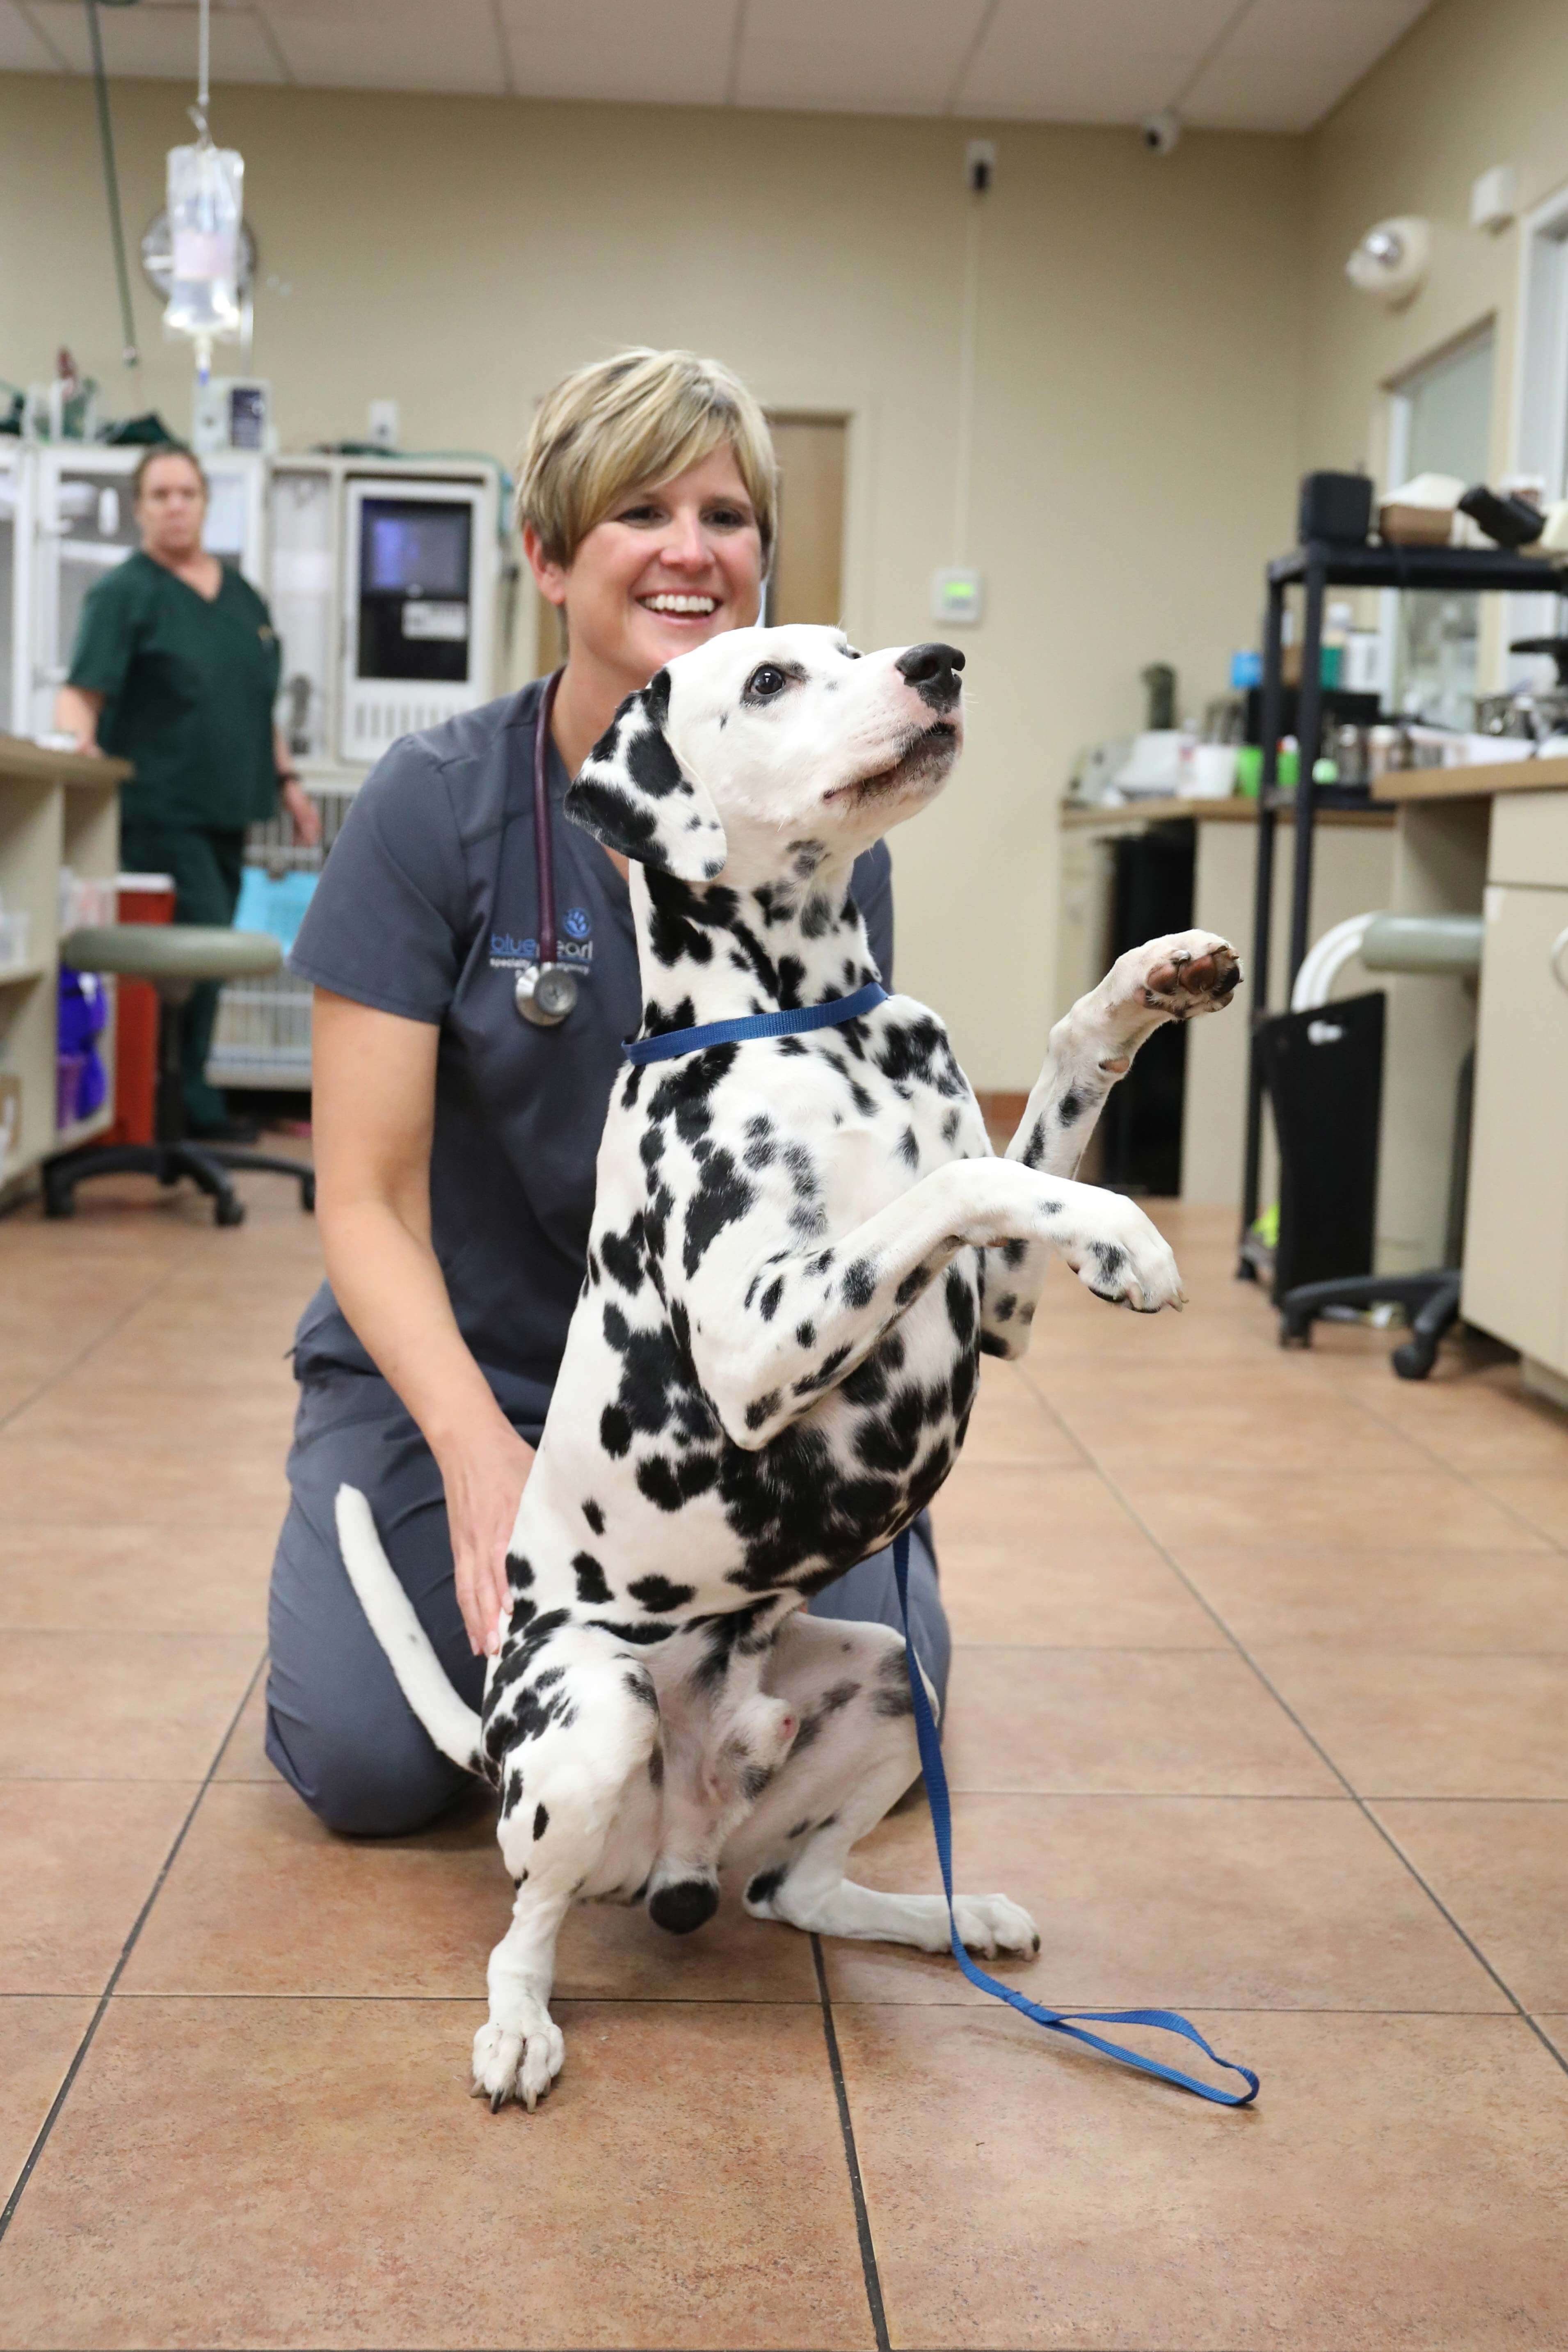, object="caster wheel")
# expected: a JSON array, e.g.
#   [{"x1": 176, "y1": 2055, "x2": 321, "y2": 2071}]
[
  {"x1": 214, "y1": 1195, "x2": 246, "y2": 1228},
  {"x1": 43, "y1": 1186, "x2": 75, "y2": 1220},
  {"x1": 1391, "y1": 1338, "x2": 1435, "y2": 1381},
  {"x1": 301, "y1": 1174, "x2": 315, "y2": 1214}
]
